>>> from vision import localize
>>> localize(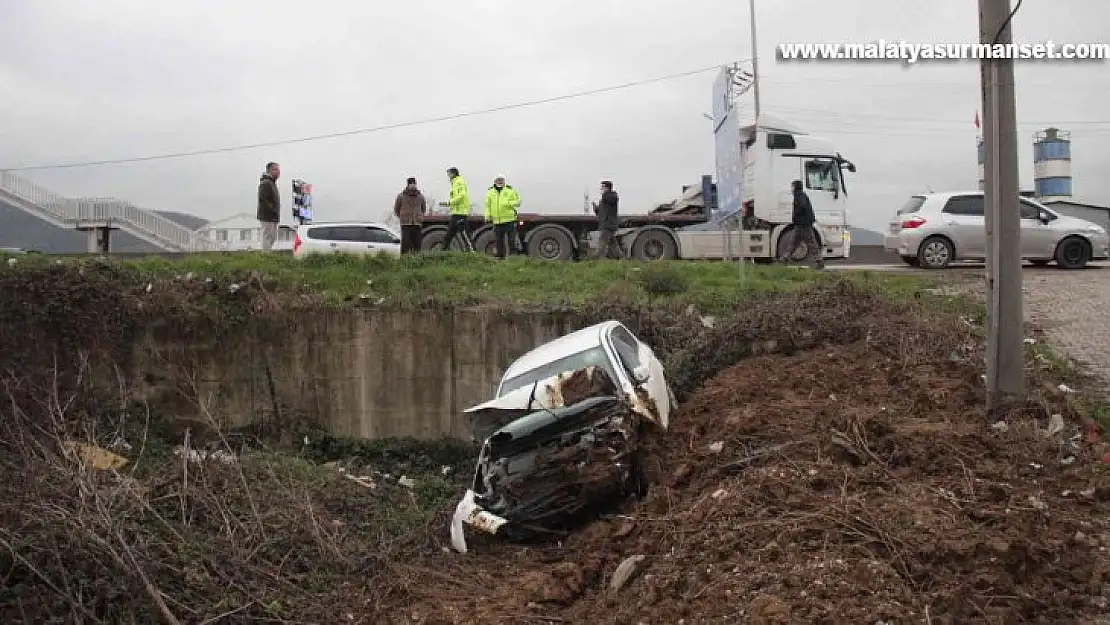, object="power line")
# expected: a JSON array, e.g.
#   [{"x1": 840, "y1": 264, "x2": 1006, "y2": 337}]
[{"x1": 2, "y1": 62, "x2": 738, "y2": 172}]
